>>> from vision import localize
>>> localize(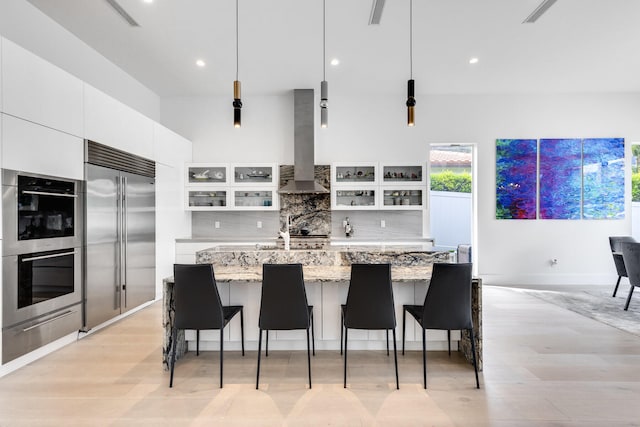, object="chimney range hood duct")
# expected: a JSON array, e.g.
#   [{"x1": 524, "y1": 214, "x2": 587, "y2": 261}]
[{"x1": 278, "y1": 89, "x2": 330, "y2": 194}]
